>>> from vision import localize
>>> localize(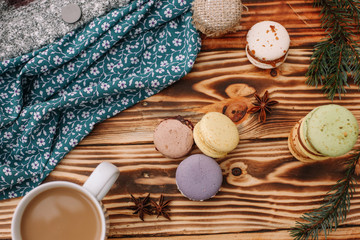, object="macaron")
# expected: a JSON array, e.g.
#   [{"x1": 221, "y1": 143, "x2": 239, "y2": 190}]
[
  {"x1": 288, "y1": 120, "x2": 326, "y2": 163},
  {"x1": 288, "y1": 121, "x2": 312, "y2": 163},
  {"x1": 288, "y1": 104, "x2": 359, "y2": 162},
  {"x1": 175, "y1": 154, "x2": 223, "y2": 201},
  {"x1": 305, "y1": 104, "x2": 358, "y2": 157},
  {"x1": 193, "y1": 112, "x2": 239, "y2": 158},
  {"x1": 298, "y1": 109, "x2": 326, "y2": 158},
  {"x1": 296, "y1": 119, "x2": 329, "y2": 161},
  {"x1": 246, "y1": 21, "x2": 290, "y2": 69},
  {"x1": 153, "y1": 117, "x2": 194, "y2": 159}
]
